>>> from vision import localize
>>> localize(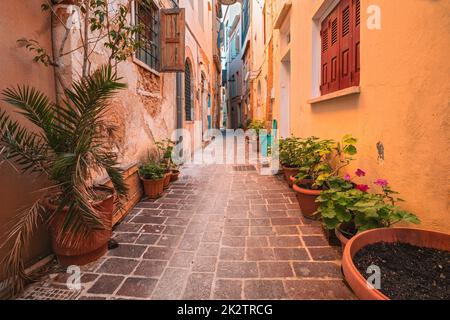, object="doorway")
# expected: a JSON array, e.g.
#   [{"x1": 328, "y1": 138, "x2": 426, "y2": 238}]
[{"x1": 280, "y1": 50, "x2": 291, "y2": 138}]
